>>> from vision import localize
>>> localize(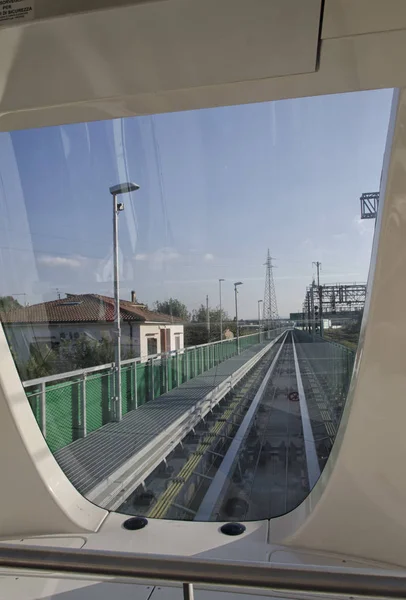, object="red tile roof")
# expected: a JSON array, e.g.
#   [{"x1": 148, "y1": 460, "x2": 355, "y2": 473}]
[{"x1": 0, "y1": 294, "x2": 183, "y2": 325}]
